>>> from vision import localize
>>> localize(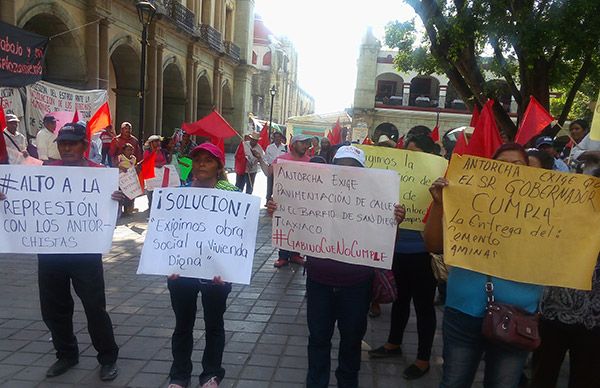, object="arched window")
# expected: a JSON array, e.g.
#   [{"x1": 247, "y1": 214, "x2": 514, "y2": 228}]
[
  {"x1": 263, "y1": 51, "x2": 272, "y2": 66},
  {"x1": 252, "y1": 51, "x2": 257, "y2": 65}
]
